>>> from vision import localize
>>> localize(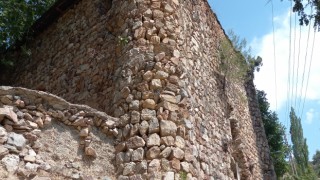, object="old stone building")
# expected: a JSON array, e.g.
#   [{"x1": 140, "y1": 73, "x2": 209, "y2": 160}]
[{"x1": 0, "y1": 0, "x2": 276, "y2": 179}]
